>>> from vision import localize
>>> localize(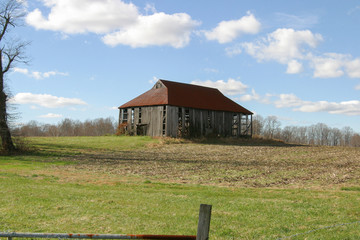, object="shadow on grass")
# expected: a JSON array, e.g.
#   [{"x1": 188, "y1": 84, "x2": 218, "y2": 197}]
[
  {"x1": 2, "y1": 135, "x2": 306, "y2": 160},
  {"x1": 0, "y1": 137, "x2": 80, "y2": 161},
  {"x1": 185, "y1": 136, "x2": 306, "y2": 147}
]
